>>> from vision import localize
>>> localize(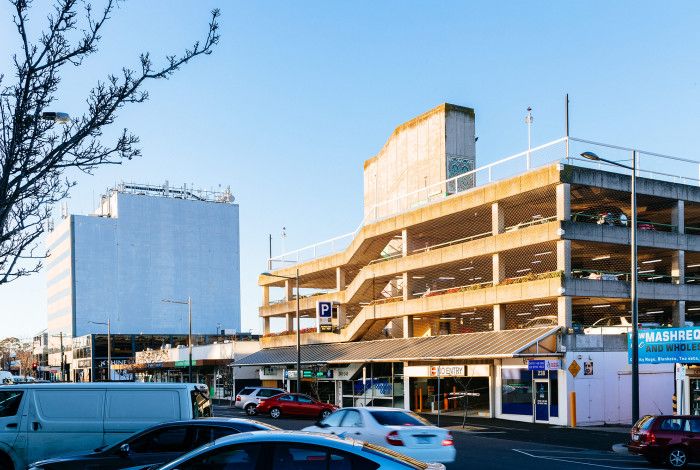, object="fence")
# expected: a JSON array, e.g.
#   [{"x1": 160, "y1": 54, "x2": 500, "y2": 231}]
[{"x1": 268, "y1": 136, "x2": 700, "y2": 270}]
